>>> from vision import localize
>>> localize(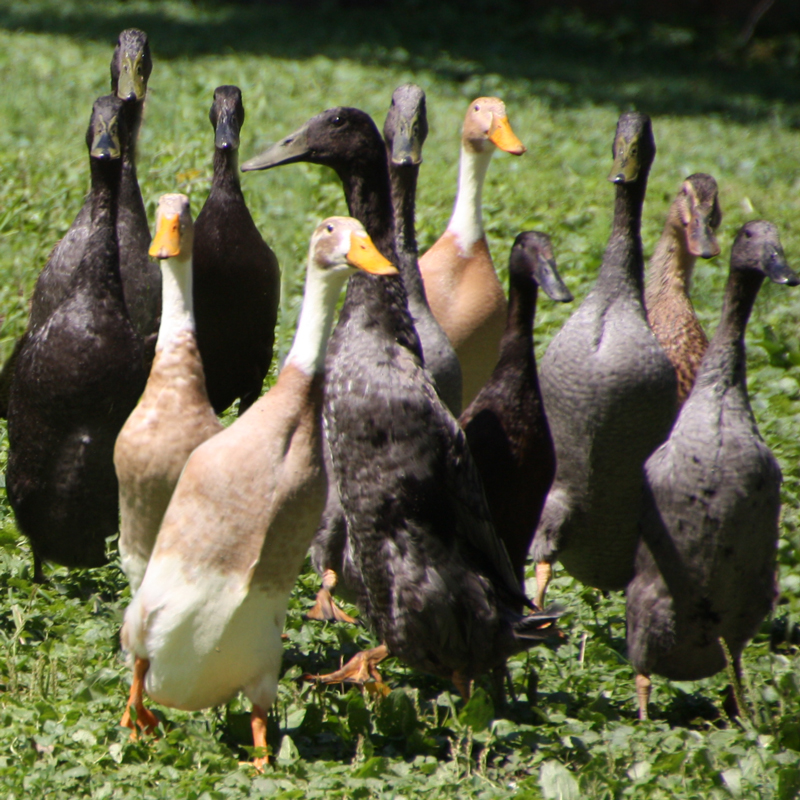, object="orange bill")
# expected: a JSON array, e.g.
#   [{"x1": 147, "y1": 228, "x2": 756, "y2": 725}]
[
  {"x1": 489, "y1": 115, "x2": 526, "y2": 155},
  {"x1": 149, "y1": 214, "x2": 181, "y2": 259},
  {"x1": 347, "y1": 233, "x2": 398, "y2": 275}
]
